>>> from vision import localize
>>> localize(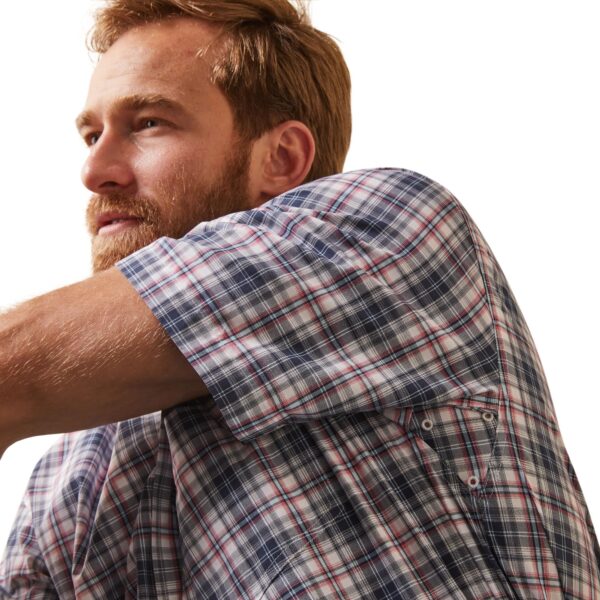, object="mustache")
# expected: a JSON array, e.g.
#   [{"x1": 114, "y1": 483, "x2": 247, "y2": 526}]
[{"x1": 86, "y1": 193, "x2": 161, "y2": 234}]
